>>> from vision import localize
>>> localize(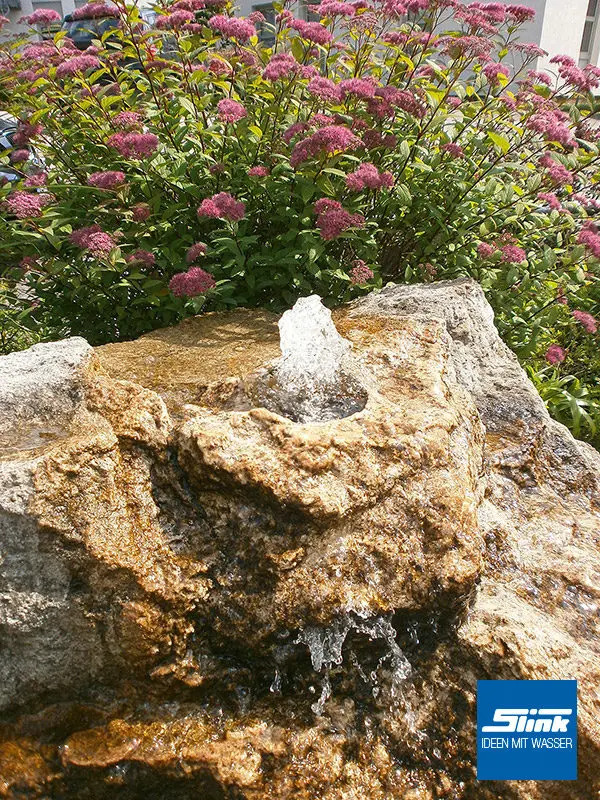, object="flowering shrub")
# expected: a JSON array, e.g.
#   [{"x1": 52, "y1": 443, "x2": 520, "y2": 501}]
[{"x1": 0, "y1": 0, "x2": 599, "y2": 442}]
